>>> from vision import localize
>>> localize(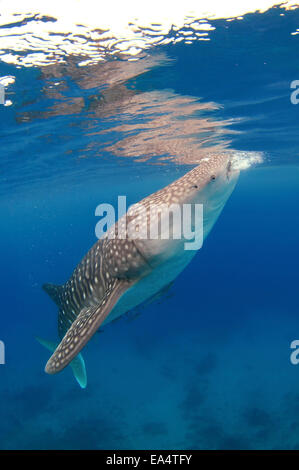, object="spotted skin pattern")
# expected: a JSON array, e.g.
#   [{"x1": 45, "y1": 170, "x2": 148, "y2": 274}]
[
  {"x1": 45, "y1": 279, "x2": 131, "y2": 374},
  {"x1": 43, "y1": 154, "x2": 234, "y2": 374}
]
